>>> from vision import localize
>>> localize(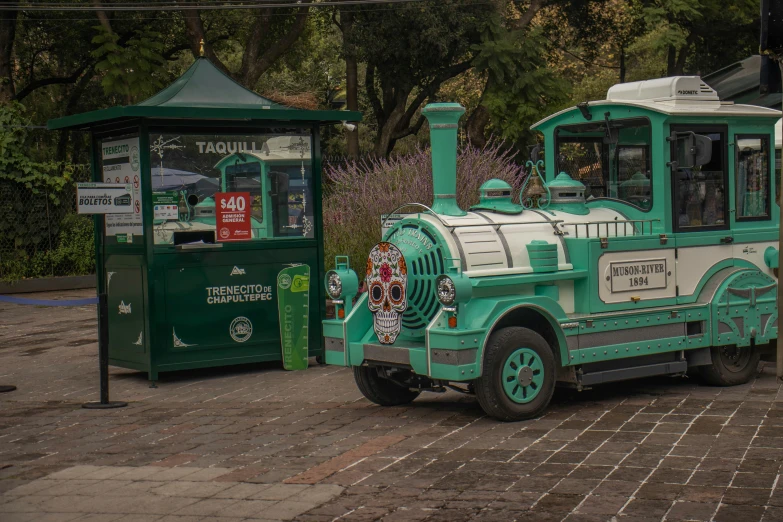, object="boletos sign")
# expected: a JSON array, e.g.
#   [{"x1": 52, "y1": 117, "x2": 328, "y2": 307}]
[{"x1": 277, "y1": 265, "x2": 310, "y2": 370}]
